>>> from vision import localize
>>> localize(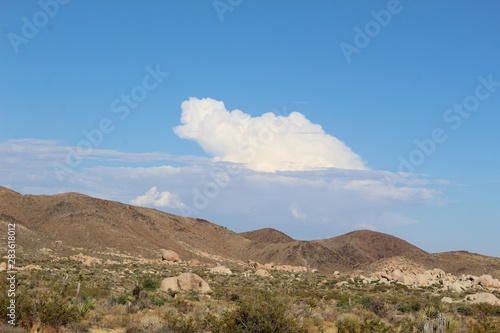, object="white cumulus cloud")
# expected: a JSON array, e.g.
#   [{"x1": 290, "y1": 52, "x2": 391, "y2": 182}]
[
  {"x1": 174, "y1": 97, "x2": 366, "y2": 172},
  {"x1": 131, "y1": 187, "x2": 184, "y2": 208}
]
